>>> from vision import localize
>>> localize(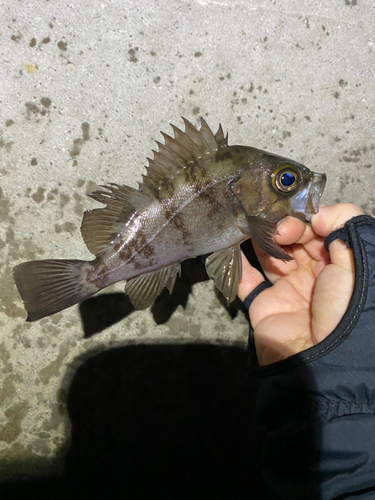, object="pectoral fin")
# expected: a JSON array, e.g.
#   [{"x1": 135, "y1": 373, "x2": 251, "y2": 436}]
[
  {"x1": 205, "y1": 244, "x2": 242, "y2": 305},
  {"x1": 238, "y1": 214, "x2": 293, "y2": 261},
  {"x1": 125, "y1": 263, "x2": 181, "y2": 310}
]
